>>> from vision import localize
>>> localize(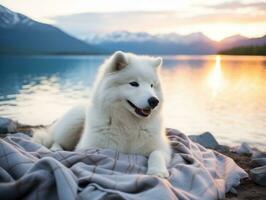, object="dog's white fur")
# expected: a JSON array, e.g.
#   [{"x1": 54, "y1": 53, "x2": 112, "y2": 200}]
[{"x1": 33, "y1": 51, "x2": 171, "y2": 177}]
